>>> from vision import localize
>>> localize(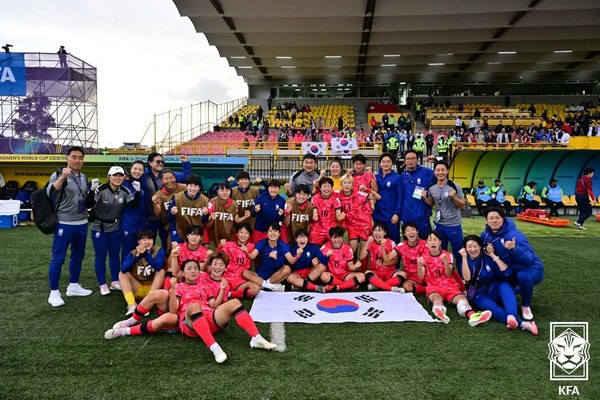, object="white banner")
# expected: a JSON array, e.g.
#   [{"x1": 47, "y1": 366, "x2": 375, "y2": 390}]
[
  {"x1": 249, "y1": 291, "x2": 435, "y2": 324},
  {"x1": 301, "y1": 142, "x2": 327, "y2": 156},
  {"x1": 331, "y1": 137, "x2": 358, "y2": 152}
]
